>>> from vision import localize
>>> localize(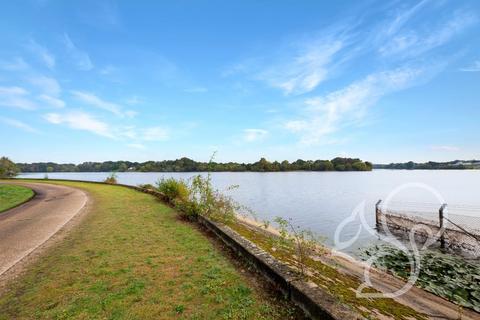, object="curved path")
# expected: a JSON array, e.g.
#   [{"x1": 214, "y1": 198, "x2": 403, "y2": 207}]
[{"x1": 0, "y1": 182, "x2": 88, "y2": 276}]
